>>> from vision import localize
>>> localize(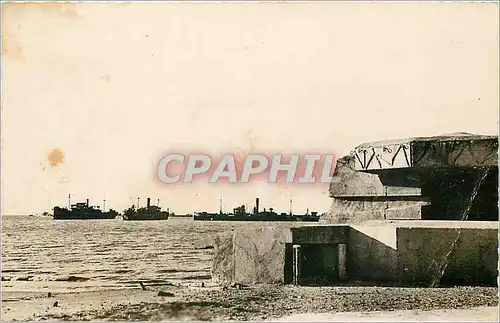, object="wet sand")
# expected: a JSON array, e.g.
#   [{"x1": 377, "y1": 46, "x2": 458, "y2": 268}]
[{"x1": 2, "y1": 284, "x2": 497, "y2": 321}]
